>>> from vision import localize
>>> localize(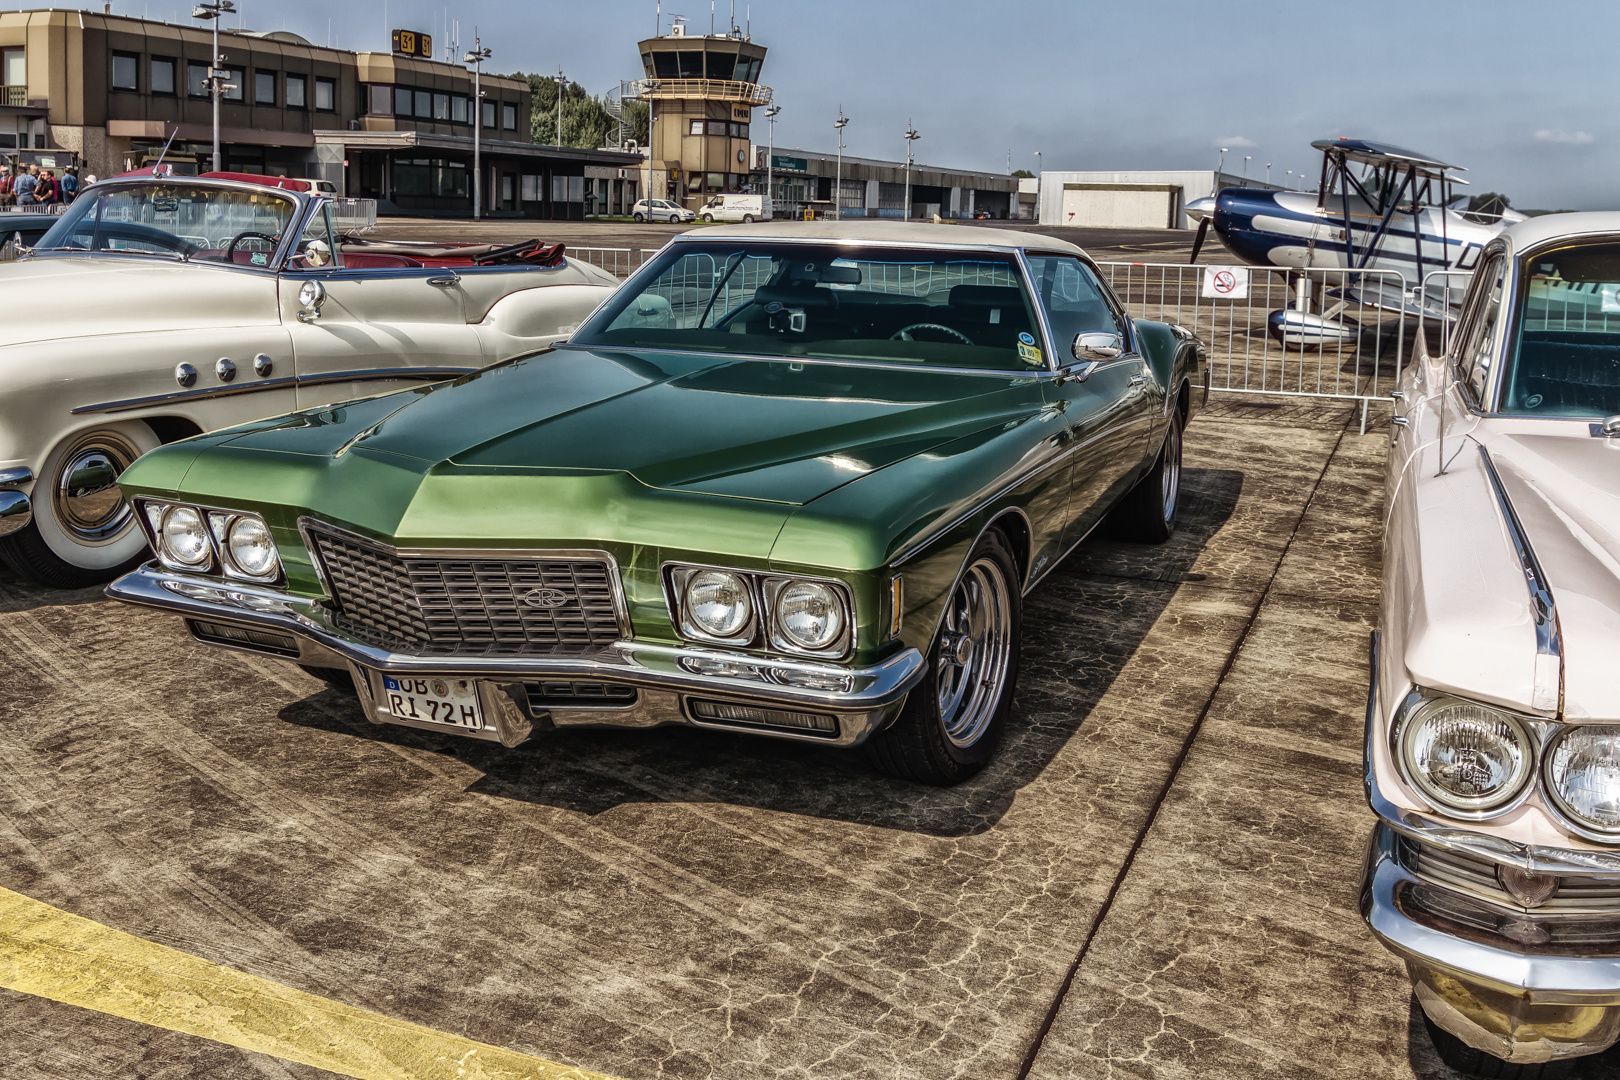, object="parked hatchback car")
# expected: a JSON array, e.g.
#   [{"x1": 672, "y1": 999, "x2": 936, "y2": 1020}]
[
  {"x1": 632, "y1": 198, "x2": 696, "y2": 224},
  {"x1": 1367, "y1": 212, "x2": 1620, "y2": 1074},
  {"x1": 108, "y1": 221, "x2": 1204, "y2": 785},
  {"x1": 0, "y1": 173, "x2": 618, "y2": 587}
]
